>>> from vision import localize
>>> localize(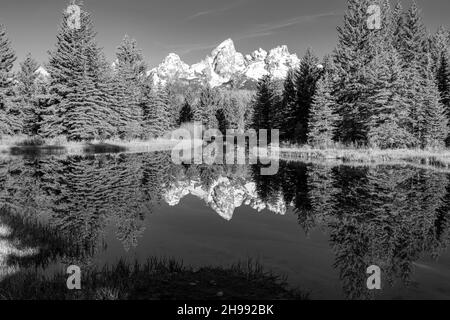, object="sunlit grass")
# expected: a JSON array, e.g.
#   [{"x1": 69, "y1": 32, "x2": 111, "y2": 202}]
[
  {"x1": 0, "y1": 135, "x2": 183, "y2": 157},
  {"x1": 274, "y1": 143, "x2": 450, "y2": 170}
]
